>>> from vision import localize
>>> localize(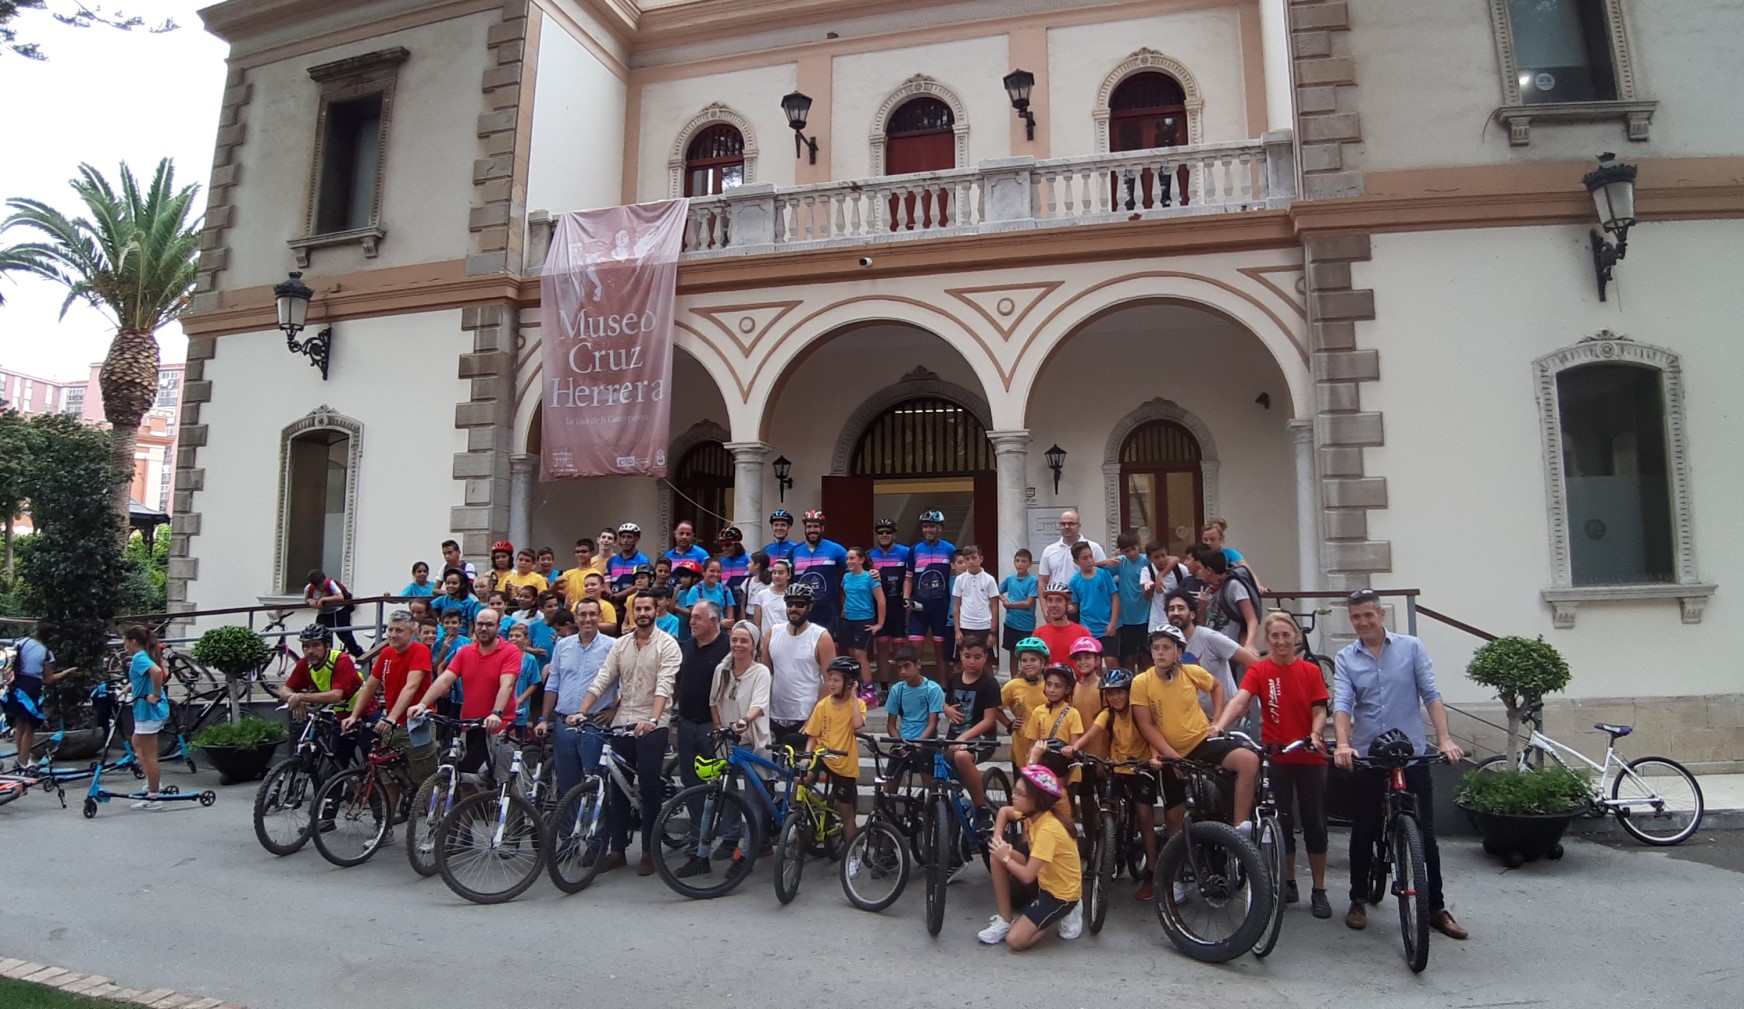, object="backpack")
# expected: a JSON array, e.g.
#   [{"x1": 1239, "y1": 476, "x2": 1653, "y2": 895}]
[{"x1": 1214, "y1": 564, "x2": 1261, "y2": 634}]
